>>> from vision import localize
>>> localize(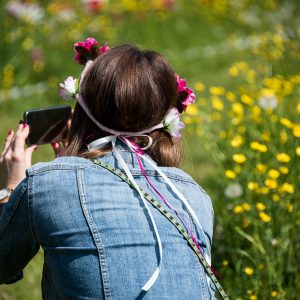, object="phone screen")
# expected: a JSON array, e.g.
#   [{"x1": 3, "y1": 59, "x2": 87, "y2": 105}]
[{"x1": 23, "y1": 105, "x2": 72, "y2": 146}]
